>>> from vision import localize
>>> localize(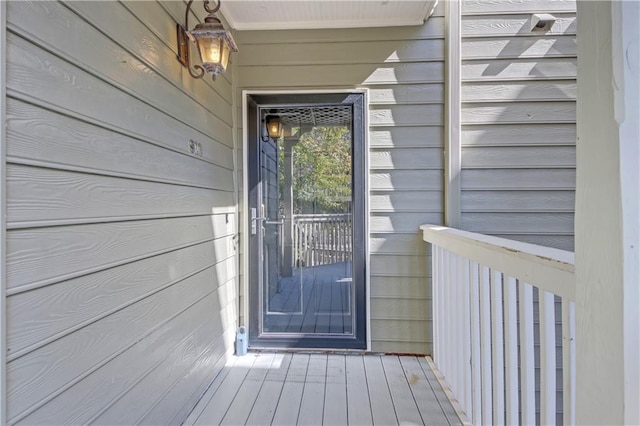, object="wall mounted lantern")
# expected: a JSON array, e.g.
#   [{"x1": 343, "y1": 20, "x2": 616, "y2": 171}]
[
  {"x1": 177, "y1": 0, "x2": 238, "y2": 81},
  {"x1": 262, "y1": 115, "x2": 283, "y2": 141}
]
